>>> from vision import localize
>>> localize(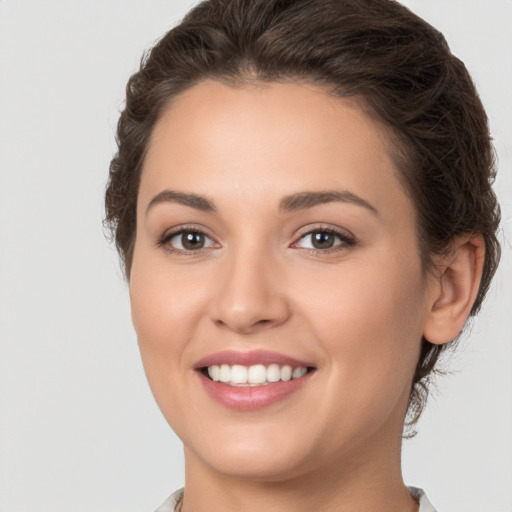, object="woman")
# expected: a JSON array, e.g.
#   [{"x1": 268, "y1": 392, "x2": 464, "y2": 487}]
[{"x1": 105, "y1": 1, "x2": 501, "y2": 510}]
